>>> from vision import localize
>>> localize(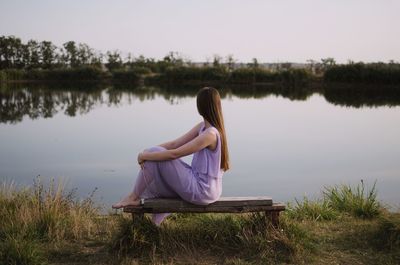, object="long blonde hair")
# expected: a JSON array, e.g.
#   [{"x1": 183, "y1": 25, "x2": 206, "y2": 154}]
[{"x1": 196, "y1": 87, "x2": 230, "y2": 171}]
